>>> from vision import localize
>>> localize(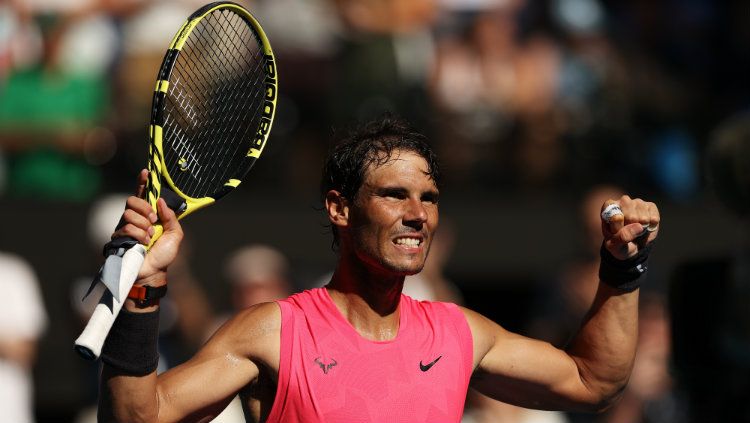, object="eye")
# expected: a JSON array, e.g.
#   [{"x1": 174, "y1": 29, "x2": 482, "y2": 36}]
[
  {"x1": 422, "y1": 192, "x2": 439, "y2": 204},
  {"x1": 381, "y1": 188, "x2": 407, "y2": 200}
]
